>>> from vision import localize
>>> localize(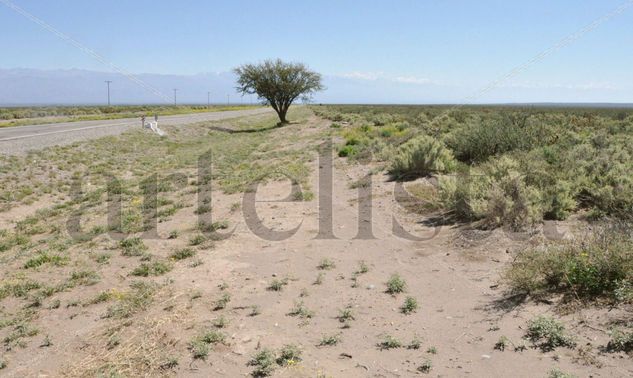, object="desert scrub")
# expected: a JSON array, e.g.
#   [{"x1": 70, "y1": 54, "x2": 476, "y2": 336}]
[
  {"x1": 197, "y1": 220, "x2": 229, "y2": 233},
  {"x1": 87, "y1": 290, "x2": 113, "y2": 305},
  {"x1": 407, "y1": 336, "x2": 422, "y2": 350},
  {"x1": 189, "y1": 340, "x2": 209, "y2": 360},
  {"x1": 388, "y1": 135, "x2": 456, "y2": 180},
  {"x1": 189, "y1": 234, "x2": 206, "y2": 246},
  {"x1": 288, "y1": 301, "x2": 314, "y2": 318},
  {"x1": 4, "y1": 322, "x2": 39, "y2": 349},
  {"x1": 377, "y1": 335, "x2": 402, "y2": 350},
  {"x1": 119, "y1": 237, "x2": 147, "y2": 256},
  {"x1": 277, "y1": 344, "x2": 302, "y2": 365},
  {"x1": 505, "y1": 224, "x2": 633, "y2": 301},
  {"x1": 525, "y1": 316, "x2": 576, "y2": 351},
  {"x1": 417, "y1": 358, "x2": 433, "y2": 373},
  {"x1": 105, "y1": 281, "x2": 157, "y2": 318},
  {"x1": 337, "y1": 308, "x2": 355, "y2": 323},
  {"x1": 437, "y1": 157, "x2": 543, "y2": 230},
  {"x1": 249, "y1": 349, "x2": 276, "y2": 377},
  {"x1": 70, "y1": 270, "x2": 100, "y2": 286},
  {"x1": 319, "y1": 334, "x2": 341, "y2": 346},
  {"x1": 606, "y1": 328, "x2": 633, "y2": 352},
  {"x1": 356, "y1": 260, "x2": 369, "y2": 274},
  {"x1": 213, "y1": 315, "x2": 228, "y2": 328},
  {"x1": 0, "y1": 279, "x2": 41, "y2": 300},
  {"x1": 267, "y1": 278, "x2": 288, "y2": 291},
  {"x1": 23, "y1": 252, "x2": 69, "y2": 269},
  {"x1": 131, "y1": 261, "x2": 172, "y2": 277},
  {"x1": 317, "y1": 258, "x2": 336, "y2": 270},
  {"x1": 401, "y1": 296, "x2": 418, "y2": 314},
  {"x1": 548, "y1": 368, "x2": 576, "y2": 378},
  {"x1": 494, "y1": 336, "x2": 511, "y2": 351},
  {"x1": 386, "y1": 273, "x2": 406, "y2": 294},
  {"x1": 213, "y1": 293, "x2": 231, "y2": 310},
  {"x1": 194, "y1": 204, "x2": 212, "y2": 214},
  {"x1": 445, "y1": 116, "x2": 540, "y2": 163},
  {"x1": 199, "y1": 329, "x2": 226, "y2": 344},
  {"x1": 189, "y1": 330, "x2": 225, "y2": 359},
  {"x1": 170, "y1": 248, "x2": 196, "y2": 261}
]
